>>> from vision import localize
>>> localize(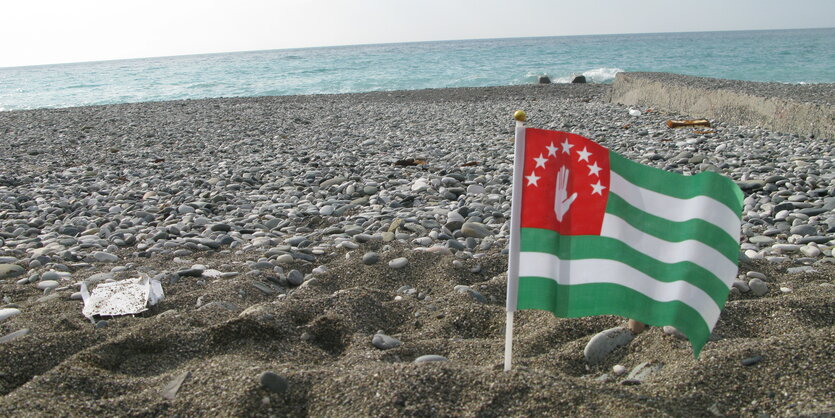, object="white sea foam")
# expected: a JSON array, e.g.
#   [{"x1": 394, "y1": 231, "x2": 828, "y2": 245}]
[{"x1": 553, "y1": 67, "x2": 624, "y2": 84}]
